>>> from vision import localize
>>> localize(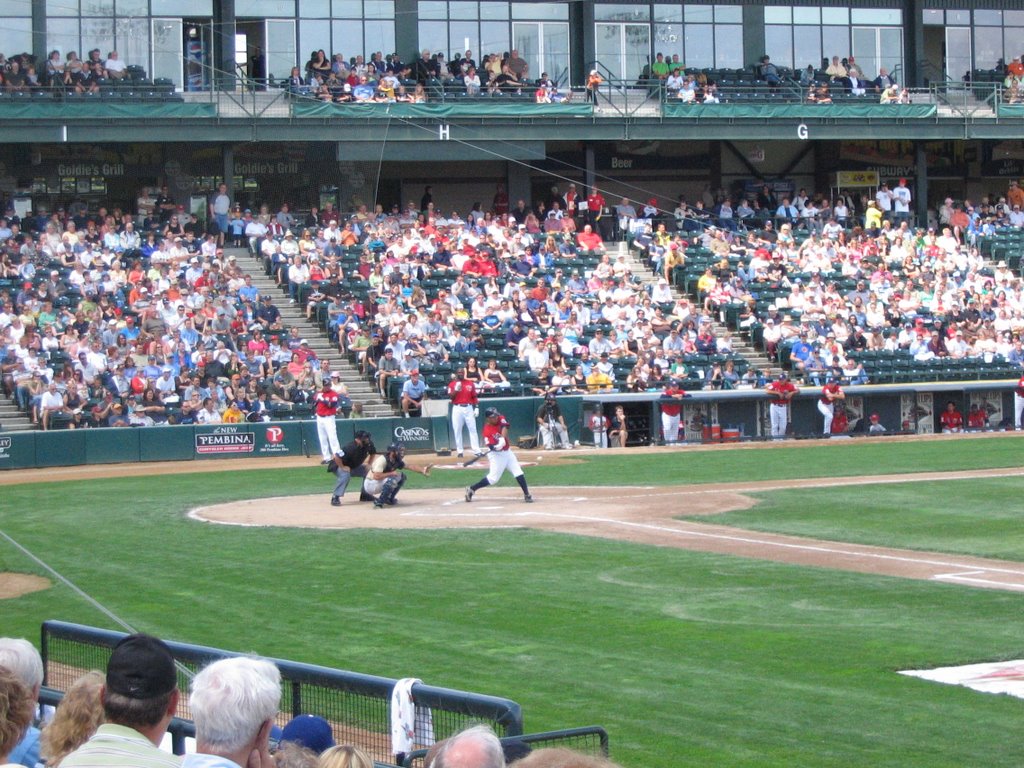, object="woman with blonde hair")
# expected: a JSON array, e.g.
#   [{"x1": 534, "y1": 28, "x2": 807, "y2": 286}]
[
  {"x1": 317, "y1": 744, "x2": 374, "y2": 768},
  {"x1": 39, "y1": 671, "x2": 104, "y2": 767}
]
